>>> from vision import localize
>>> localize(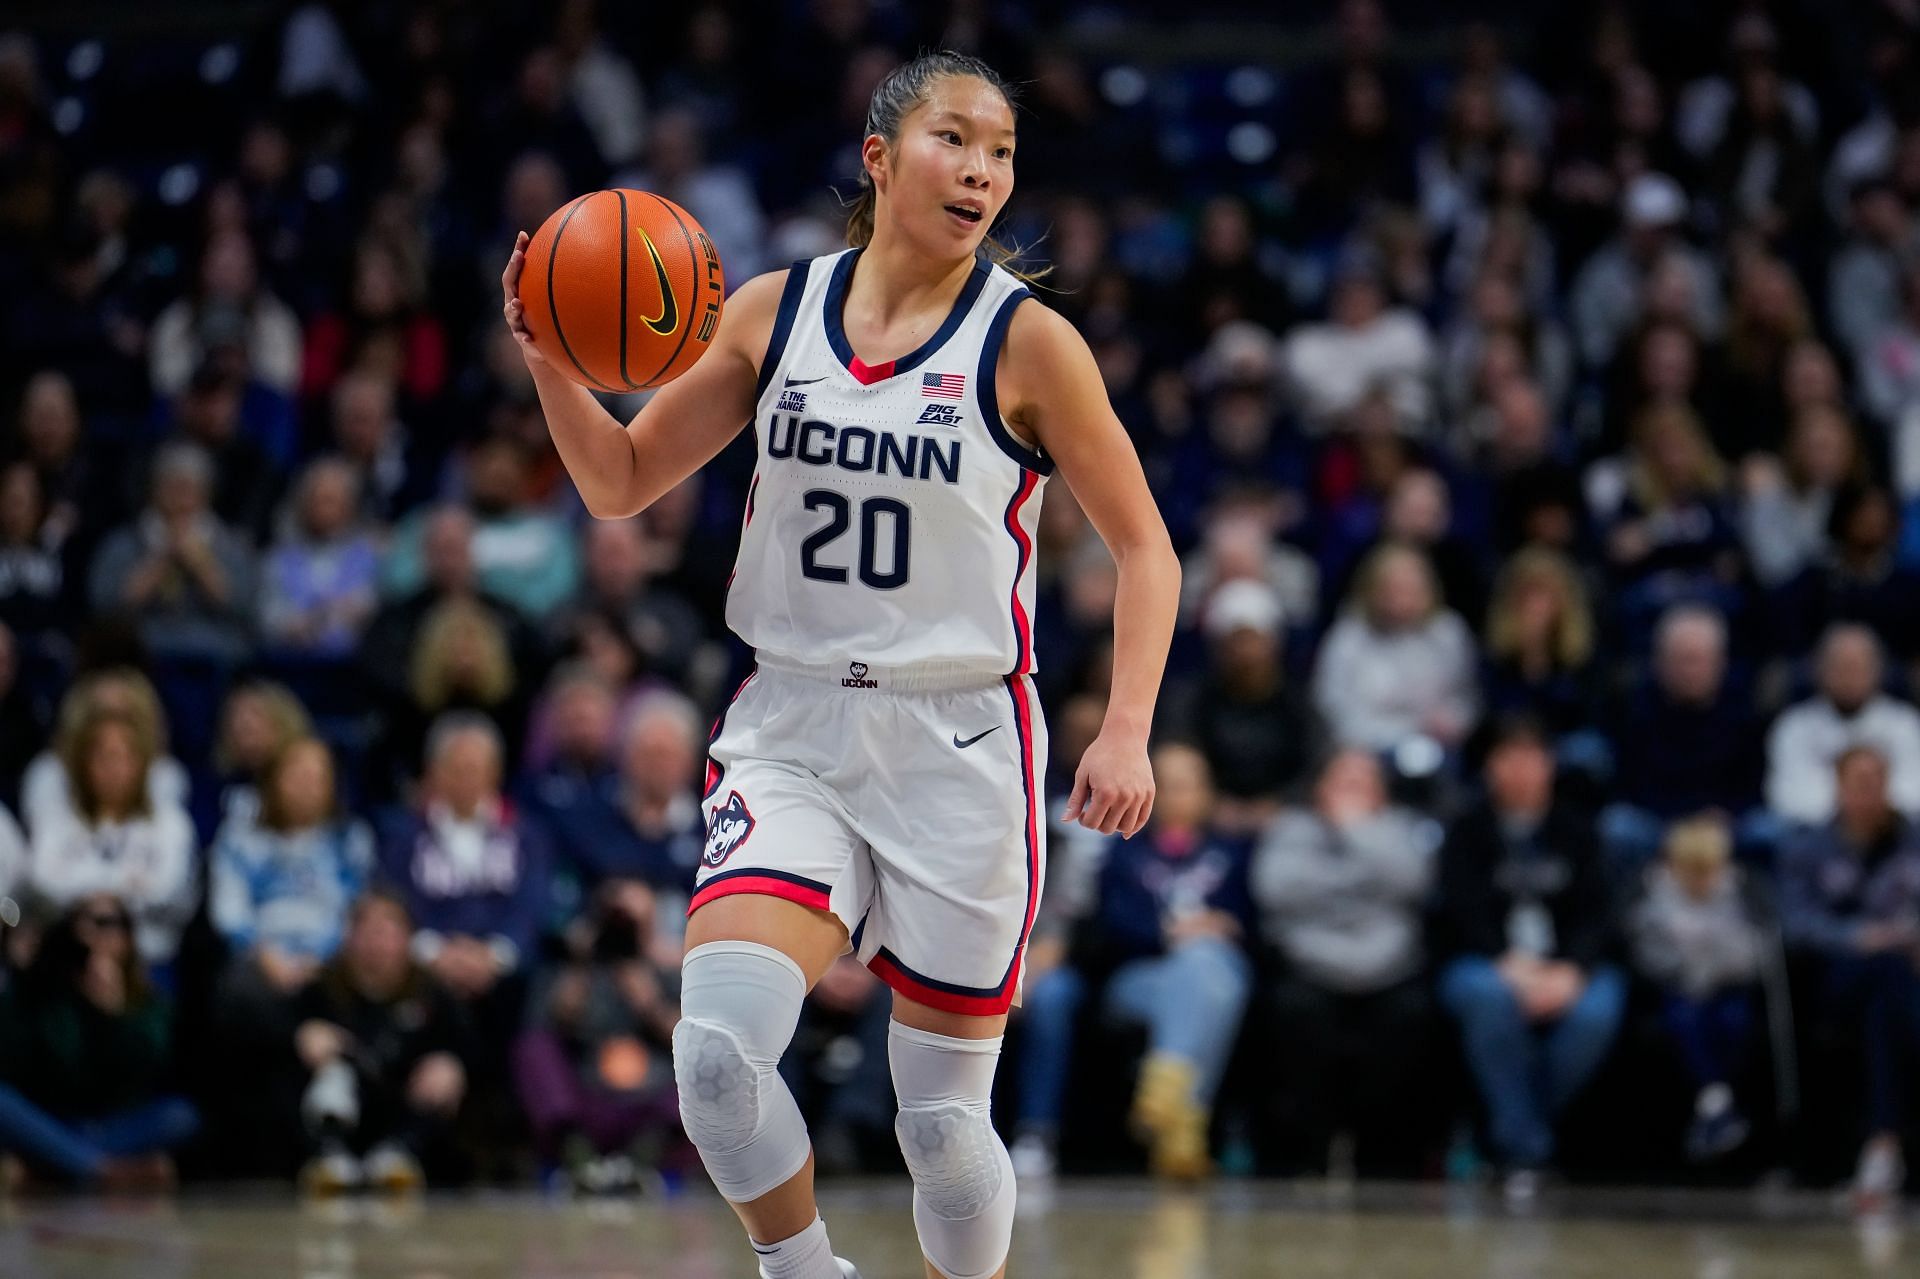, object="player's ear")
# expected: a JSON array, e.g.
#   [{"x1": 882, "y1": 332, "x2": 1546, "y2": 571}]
[{"x1": 862, "y1": 133, "x2": 891, "y2": 192}]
